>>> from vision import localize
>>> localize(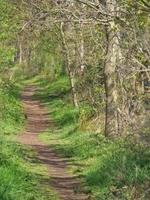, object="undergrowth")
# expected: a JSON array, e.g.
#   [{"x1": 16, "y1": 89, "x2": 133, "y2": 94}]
[
  {"x1": 33, "y1": 75, "x2": 150, "y2": 200},
  {"x1": 0, "y1": 82, "x2": 58, "y2": 200}
]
